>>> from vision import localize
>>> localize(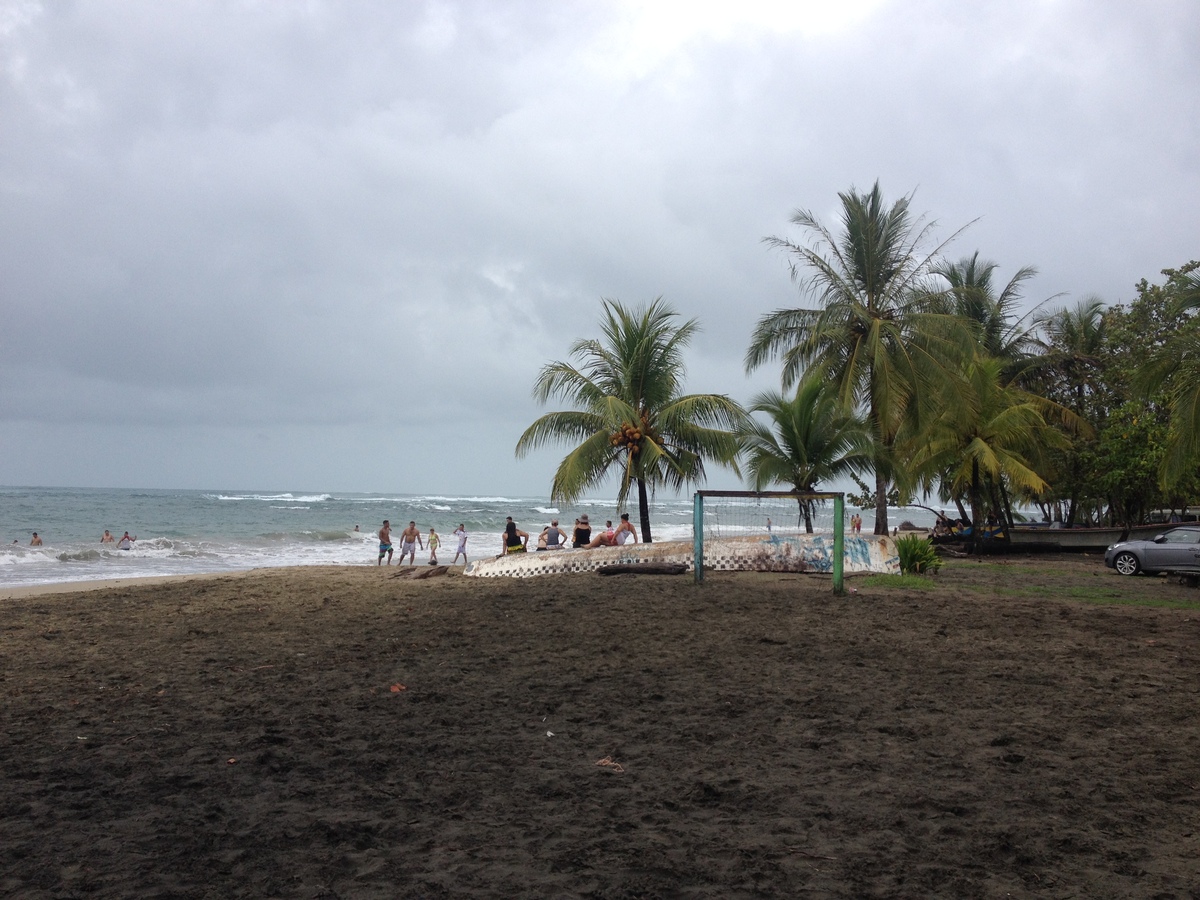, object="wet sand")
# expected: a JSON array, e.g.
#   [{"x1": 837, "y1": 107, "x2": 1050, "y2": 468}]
[{"x1": 3, "y1": 557, "x2": 1200, "y2": 897}]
